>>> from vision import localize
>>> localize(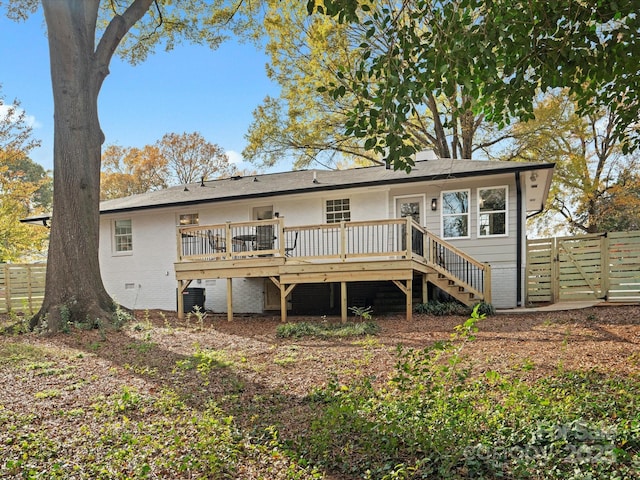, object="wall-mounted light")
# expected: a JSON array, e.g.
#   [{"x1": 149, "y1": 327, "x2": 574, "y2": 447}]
[
  {"x1": 431, "y1": 198, "x2": 438, "y2": 211},
  {"x1": 530, "y1": 171, "x2": 538, "y2": 182}
]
